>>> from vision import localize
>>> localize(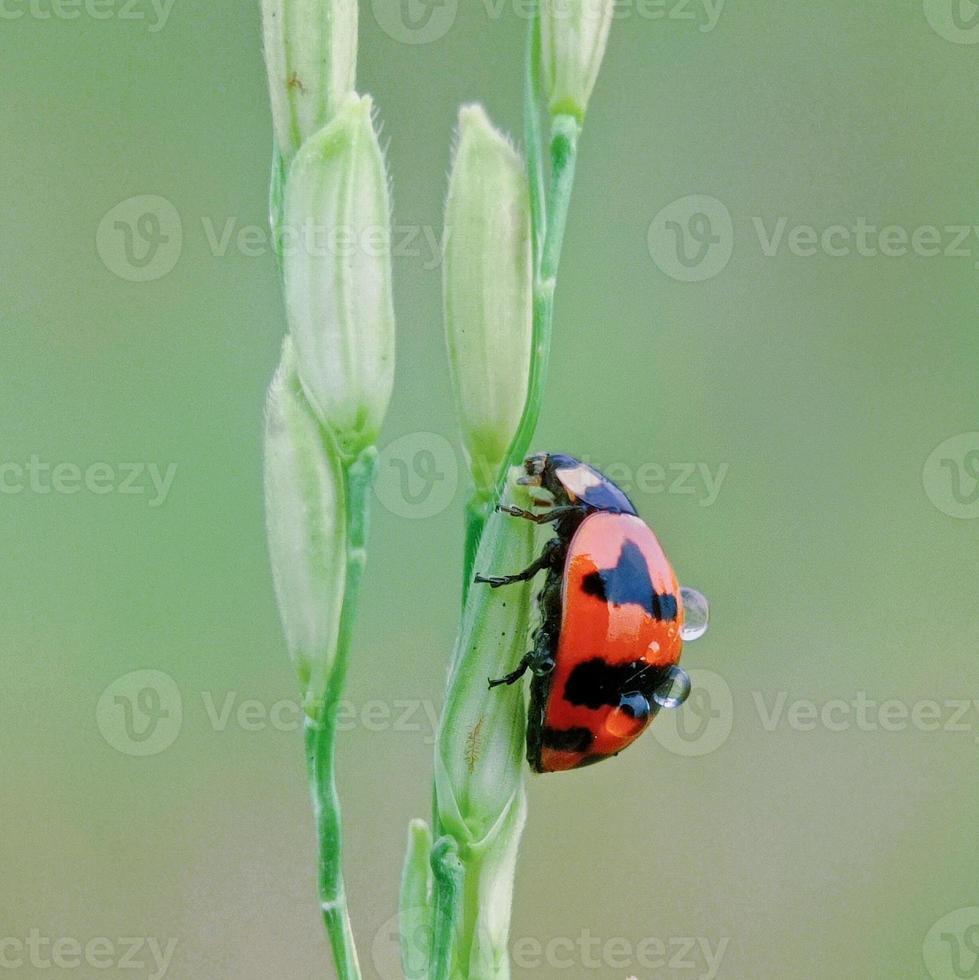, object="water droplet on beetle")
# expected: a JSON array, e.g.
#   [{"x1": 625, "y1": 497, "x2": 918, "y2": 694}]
[
  {"x1": 652, "y1": 665, "x2": 691, "y2": 710},
  {"x1": 619, "y1": 691, "x2": 650, "y2": 721},
  {"x1": 606, "y1": 692, "x2": 651, "y2": 738},
  {"x1": 680, "y1": 587, "x2": 709, "y2": 641}
]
